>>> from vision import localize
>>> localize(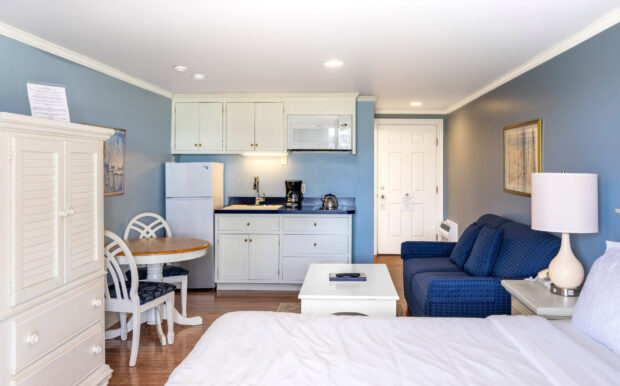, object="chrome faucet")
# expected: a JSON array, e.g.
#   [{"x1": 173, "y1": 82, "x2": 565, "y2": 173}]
[{"x1": 253, "y1": 176, "x2": 265, "y2": 205}]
